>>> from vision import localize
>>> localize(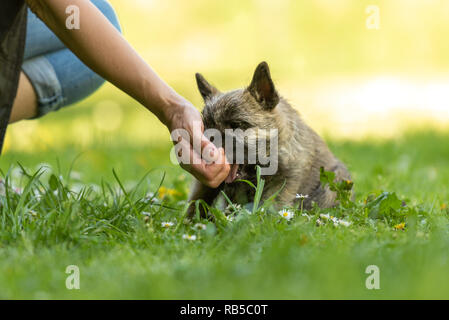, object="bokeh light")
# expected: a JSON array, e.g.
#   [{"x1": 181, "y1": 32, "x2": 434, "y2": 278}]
[{"x1": 92, "y1": 100, "x2": 123, "y2": 132}]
